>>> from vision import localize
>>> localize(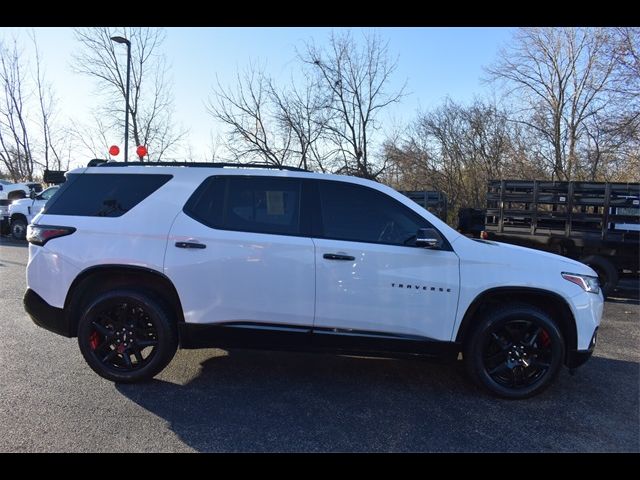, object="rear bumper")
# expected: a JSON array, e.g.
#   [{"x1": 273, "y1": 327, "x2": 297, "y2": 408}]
[{"x1": 23, "y1": 288, "x2": 73, "y2": 337}]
